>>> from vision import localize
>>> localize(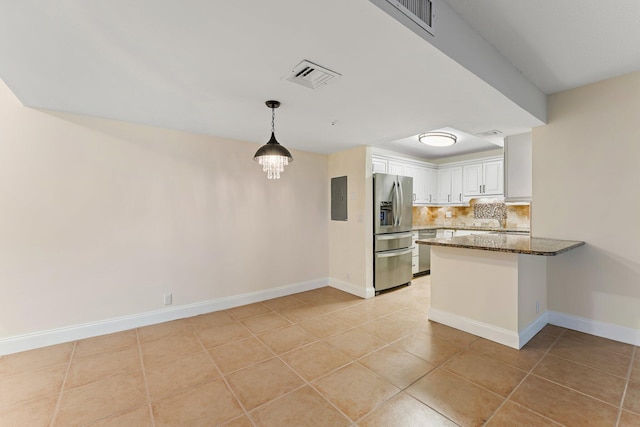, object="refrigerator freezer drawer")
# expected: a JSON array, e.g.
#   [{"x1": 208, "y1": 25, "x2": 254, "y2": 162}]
[
  {"x1": 374, "y1": 248, "x2": 413, "y2": 292},
  {"x1": 374, "y1": 232, "x2": 413, "y2": 252}
]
